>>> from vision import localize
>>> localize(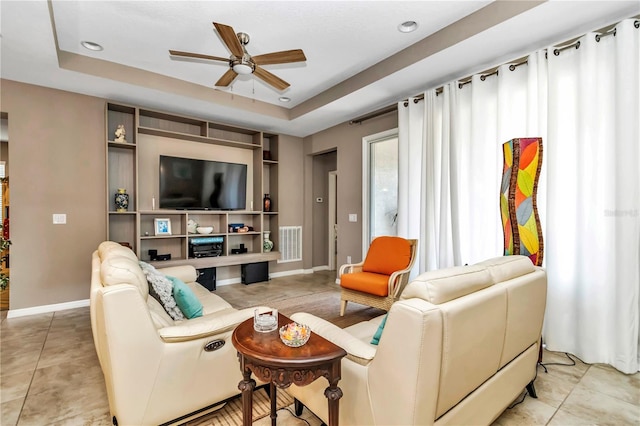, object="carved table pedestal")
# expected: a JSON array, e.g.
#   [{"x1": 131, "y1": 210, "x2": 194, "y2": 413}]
[{"x1": 232, "y1": 313, "x2": 347, "y2": 426}]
